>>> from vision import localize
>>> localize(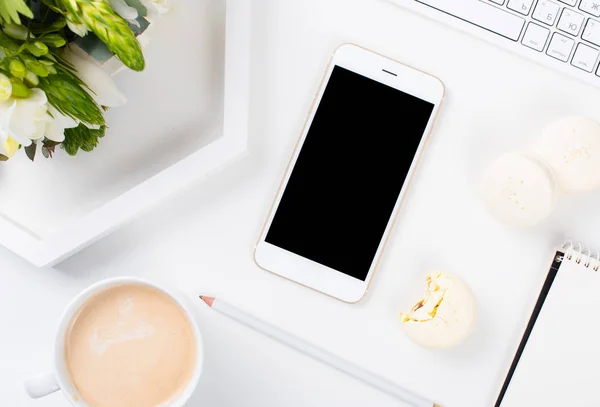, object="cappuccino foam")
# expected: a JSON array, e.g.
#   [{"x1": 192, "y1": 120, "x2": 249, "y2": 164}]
[{"x1": 65, "y1": 284, "x2": 196, "y2": 407}]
